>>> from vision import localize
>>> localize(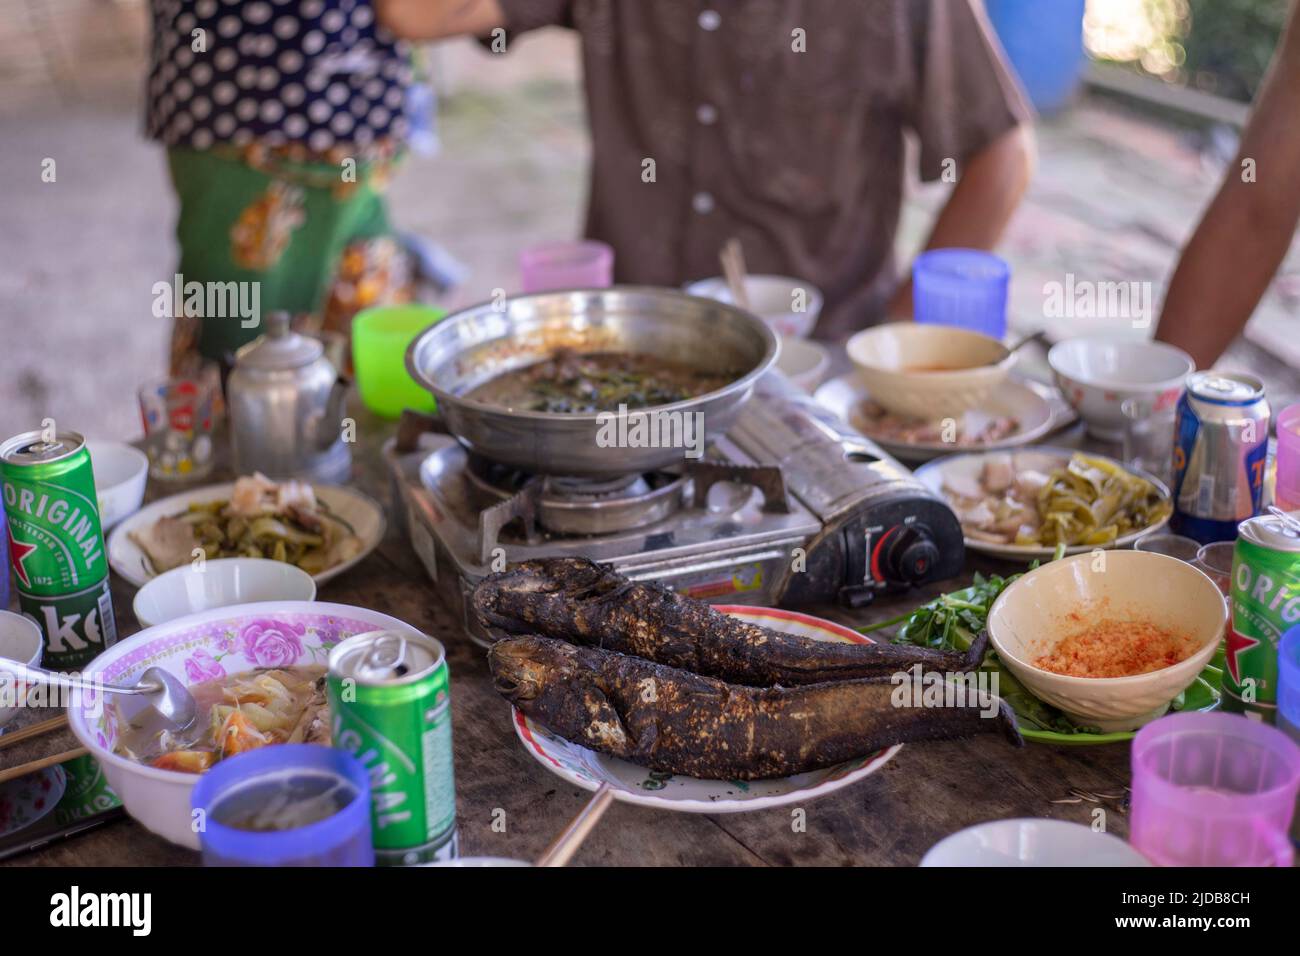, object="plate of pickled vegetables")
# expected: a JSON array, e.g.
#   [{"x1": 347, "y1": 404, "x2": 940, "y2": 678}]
[
  {"x1": 915, "y1": 448, "x2": 1172, "y2": 561},
  {"x1": 108, "y1": 473, "x2": 384, "y2": 587}
]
